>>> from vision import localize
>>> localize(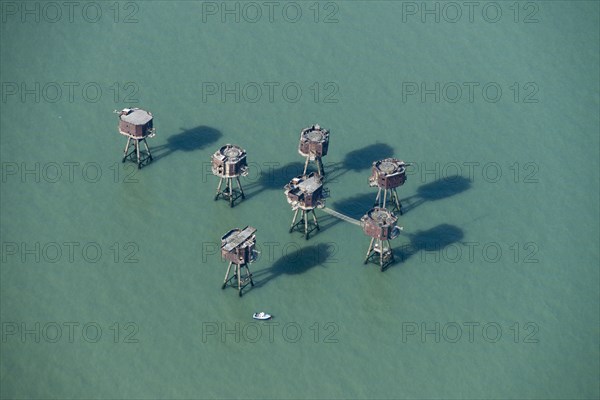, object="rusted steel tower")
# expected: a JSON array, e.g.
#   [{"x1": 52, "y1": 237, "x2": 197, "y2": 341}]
[
  {"x1": 298, "y1": 124, "x2": 329, "y2": 176},
  {"x1": 284, "y1": 172, "x2": 327, "y2": 240},
  {"x1": 221, "y1": 226, "x2": 257, "y2": 297},
  {"x1": 211, "y1": 144, "x2": 248, "y2": 207},
  {"x1": 361, "y1": 207, "x2": 402, "y2": 270},
  {"x1": 116, "y1": 108, "x2": 155, "y2": 169},
  {"x1": 369, "y1": 158, "x2": 408, "y2": 214}
]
